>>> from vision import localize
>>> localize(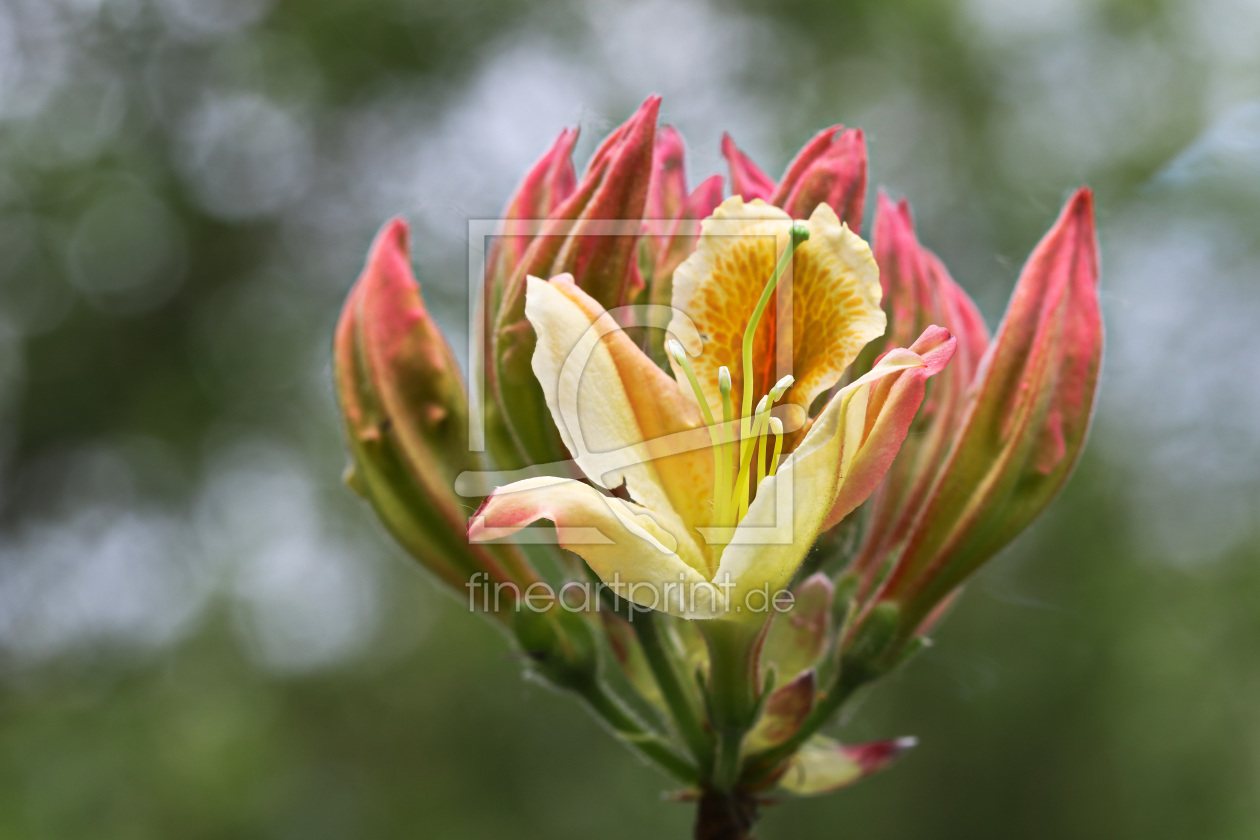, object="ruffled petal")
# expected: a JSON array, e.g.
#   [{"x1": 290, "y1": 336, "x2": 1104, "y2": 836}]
[{"x1": 669, "y1": 197, "x2": 885, "y2": 427}]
